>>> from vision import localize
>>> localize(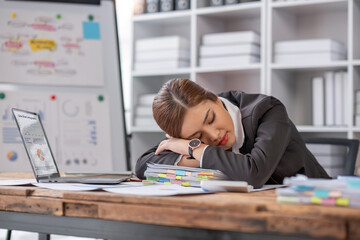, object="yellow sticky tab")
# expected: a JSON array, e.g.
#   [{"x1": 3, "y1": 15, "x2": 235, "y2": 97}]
[
  {"x1": 175, "y1": 176, "x2": 182, "y2": 180},
  {"x1": 336, "y1": 198, "x2": 349, "y2": 206},
  {"x1": 181, "y1": 182, "x2": 190, "y2": 187},
  {"x1": 29, "y1": 39, "x2": 56, "y2": 51},
  {"x1": 158, "y1": 173, "x2": 167, "y2": 178},
  {"x1": 311, "y1": 197, "x2": 322, "y2": 204},
  {"x1": 164, "y1": 182, "x2": 171, "y2": 185},
  {"x1": 11, "y1": 12, "x2": 16, "y2": 18}
]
